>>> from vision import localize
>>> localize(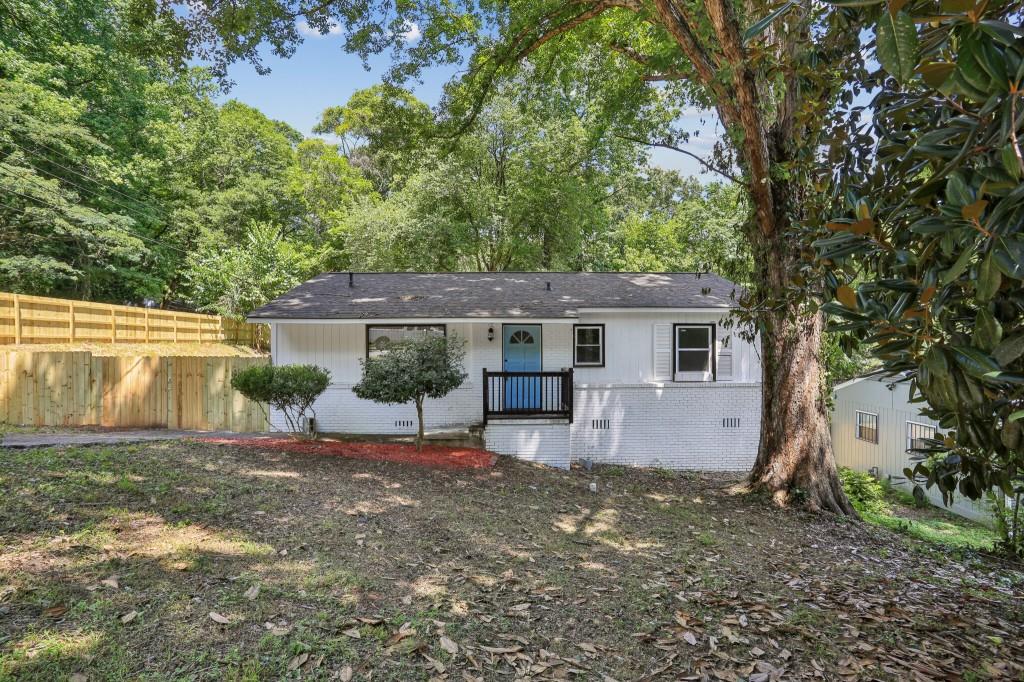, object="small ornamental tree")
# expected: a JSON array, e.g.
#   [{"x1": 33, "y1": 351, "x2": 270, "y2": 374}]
[
  {"x1": 353, "y1": 334, "x2": 468, "y2": 450},
  {"x1": 232, "y1": 364, "x2": 331, "y2": 438}
]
